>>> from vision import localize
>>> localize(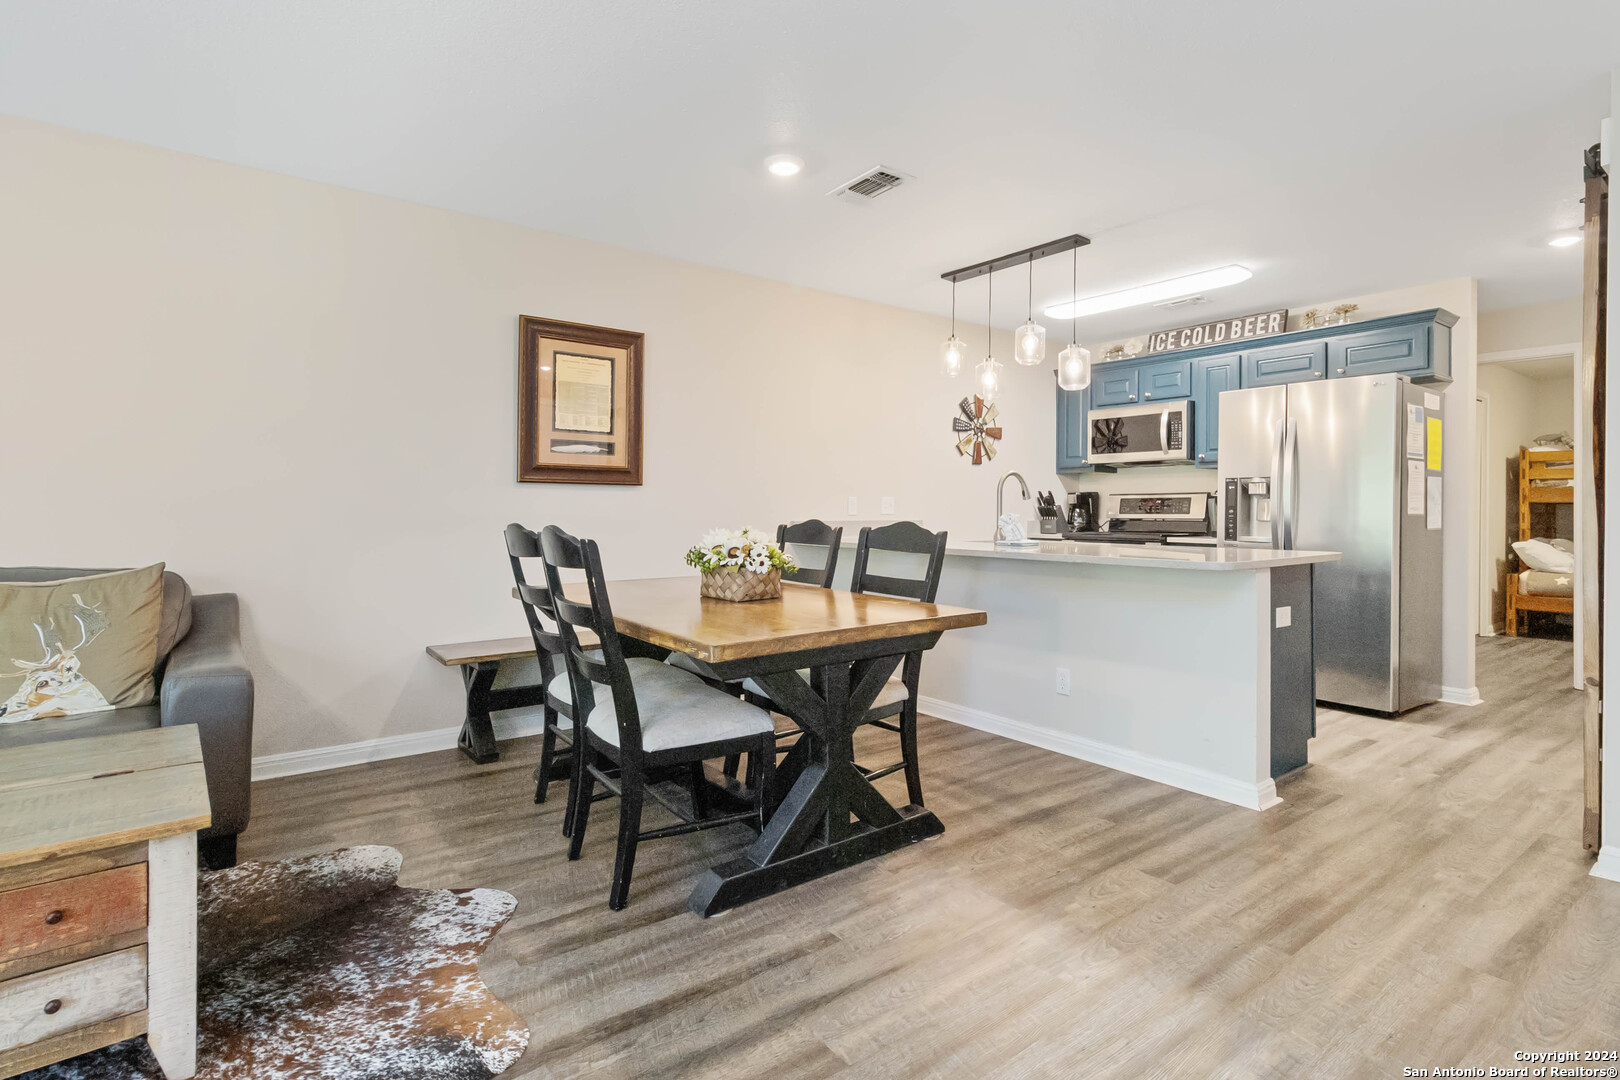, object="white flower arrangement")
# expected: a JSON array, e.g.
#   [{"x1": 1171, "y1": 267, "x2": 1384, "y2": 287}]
[{"x1": 685, "y1": 527, "x2": 797, "y2": 575}]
